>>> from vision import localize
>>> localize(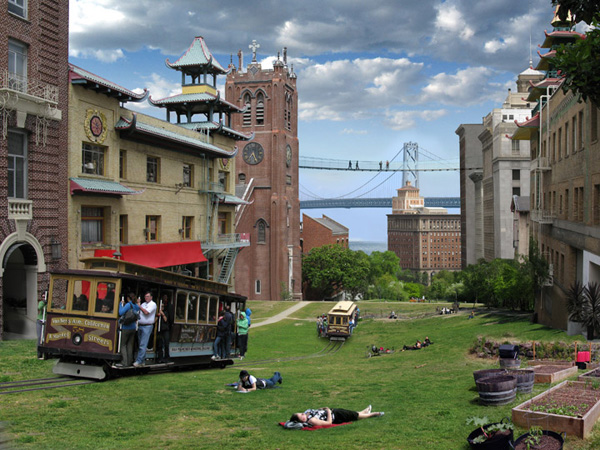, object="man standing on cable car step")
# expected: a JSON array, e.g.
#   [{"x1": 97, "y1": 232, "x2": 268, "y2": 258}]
[{"x1": 133, "y1": 292, "x2": 157, "y2": 367}]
